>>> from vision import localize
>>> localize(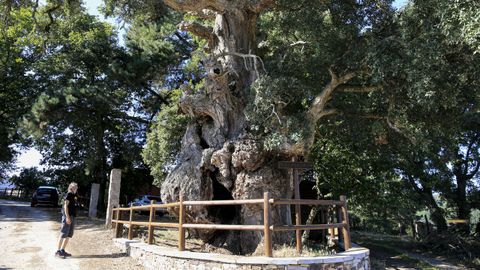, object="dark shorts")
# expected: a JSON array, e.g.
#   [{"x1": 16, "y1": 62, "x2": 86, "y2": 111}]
[{"x1": 60, "y1": 215, "x2": 75, "y2": 238}]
